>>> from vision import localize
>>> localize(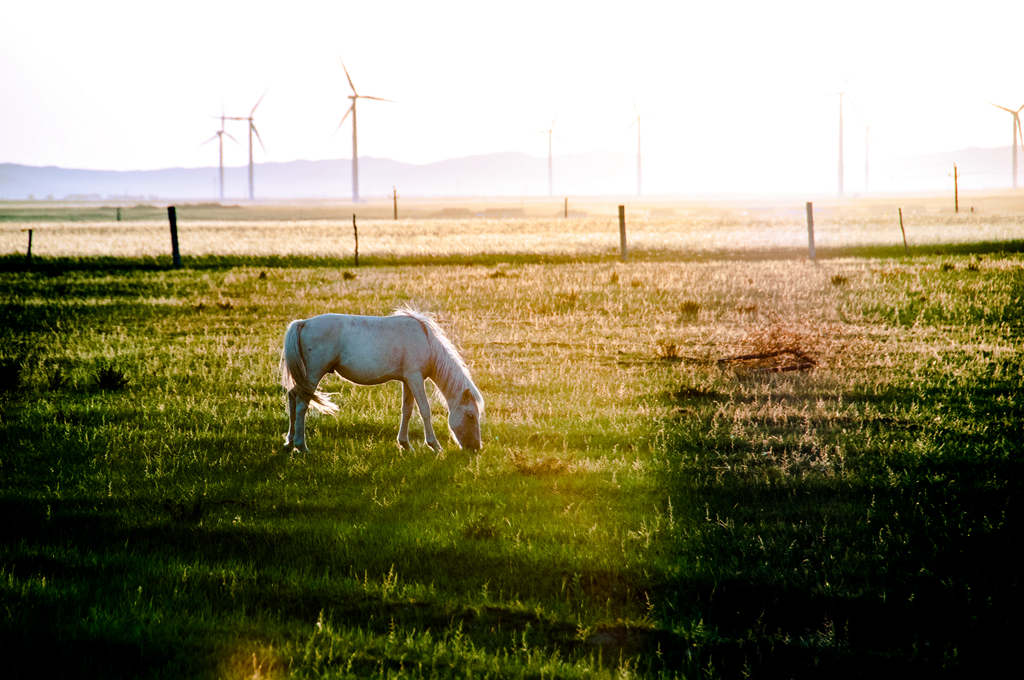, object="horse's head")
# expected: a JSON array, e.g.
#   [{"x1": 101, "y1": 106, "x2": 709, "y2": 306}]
[{"x1": 448, "y1": 388, "x2": 483, "y2": 451}]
